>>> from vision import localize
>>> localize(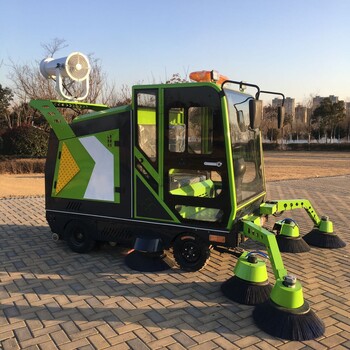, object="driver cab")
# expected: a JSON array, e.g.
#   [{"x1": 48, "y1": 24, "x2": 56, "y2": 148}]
[{"x1": 133, "y1": 80, "x2": 266, "y2": 230}]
